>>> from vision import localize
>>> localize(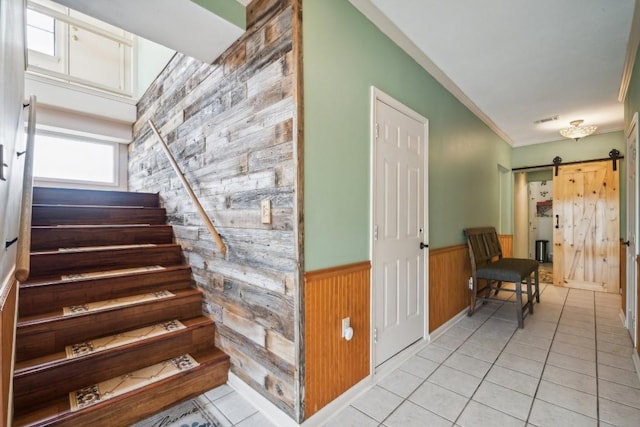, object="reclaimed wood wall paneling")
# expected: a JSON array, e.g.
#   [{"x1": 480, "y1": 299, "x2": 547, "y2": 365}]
[
  {"x1": 304, "y1": 262, "x2": 370, "y2": 418},
  {"x1": 129, "y1": 0, "x2": 300, "y2": 418}
]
